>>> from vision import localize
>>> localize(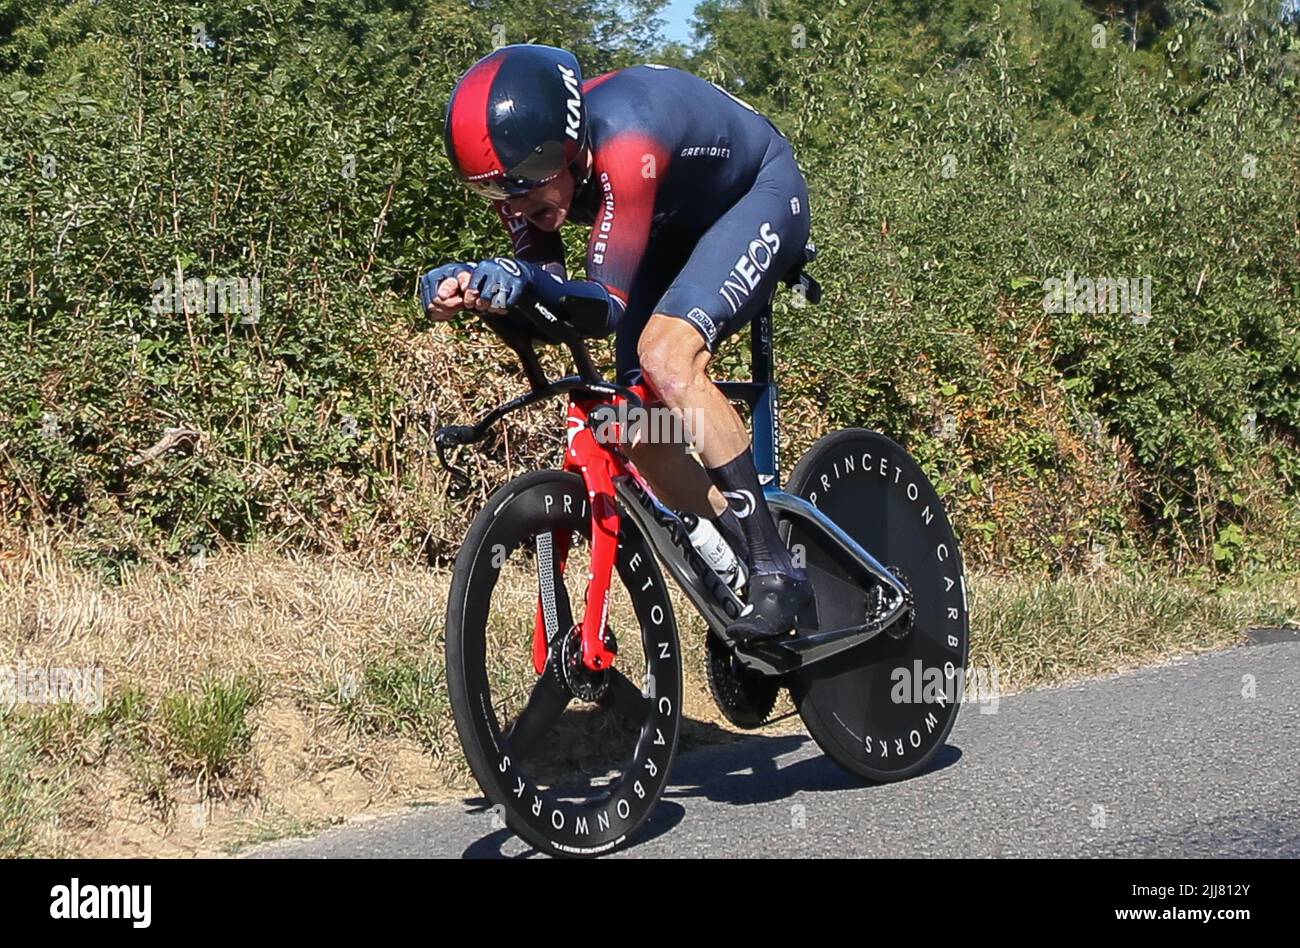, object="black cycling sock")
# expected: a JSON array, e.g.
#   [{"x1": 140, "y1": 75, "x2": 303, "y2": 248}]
[
  {"x1": 705, "y1": 449, "x2": 805, "y2": 580},
  {"x1": 712, "y1": 507, "x2": 750, "y2": 566}
]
